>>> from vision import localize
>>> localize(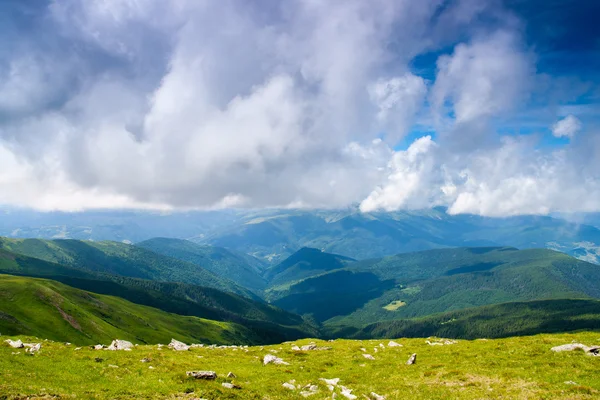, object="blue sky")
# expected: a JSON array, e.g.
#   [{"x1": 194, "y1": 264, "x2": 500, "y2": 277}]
[{"x1": 0, "y1": 0, "x2": 598, "y2": 216}]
